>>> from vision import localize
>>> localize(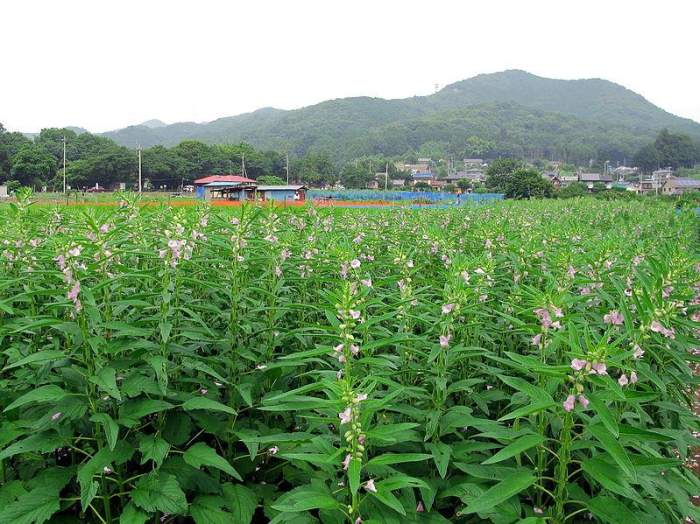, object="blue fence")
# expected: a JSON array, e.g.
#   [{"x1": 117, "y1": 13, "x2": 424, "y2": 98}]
[{"x1": 307, "y1": 189, "x2": 503, "y2": 204}]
